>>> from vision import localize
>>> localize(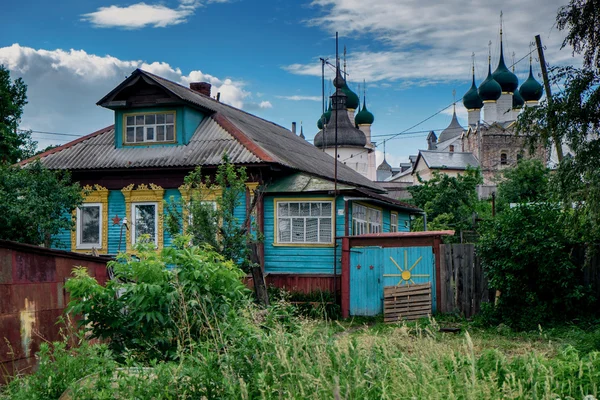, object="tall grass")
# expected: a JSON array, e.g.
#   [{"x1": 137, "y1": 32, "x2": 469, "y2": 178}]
[{"x1": 3, "y1": 315, "x2": 599, "y2": 399}]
